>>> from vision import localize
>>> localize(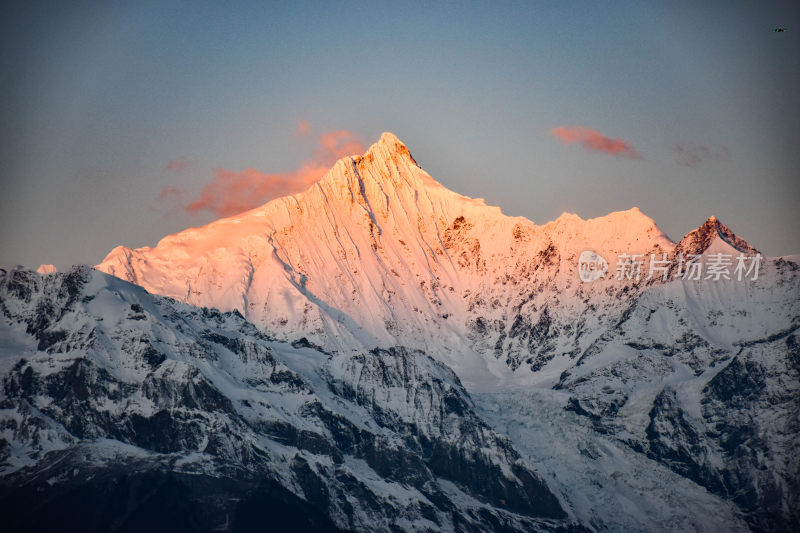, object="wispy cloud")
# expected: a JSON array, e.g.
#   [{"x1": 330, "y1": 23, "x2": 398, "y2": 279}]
[
  {"x1": 165, "y1": 159, "x2": 188, "y2": 172},
  {"x1": 158, "y1": 185, "x2": 185, "y2": 202},
  {"x1": 550, "y1": 126, "x2": 641, "y2": 159},
  {"x1": 673, "y1": 143, "x2": 730, "y2": 168},
  {"x1": 149, "y1": 184, "x2": 187, "y2": 216},
  {"x1": 163, "y1": 128, "x2": 365, "y2": 218},
  {"x1": 313, "y1": 130, "x2": 364, "y2": 161},
  {"x1": 296, "y1": 119, "x2": 311, "y2": 137},
  {"x1": 184, "y1": 164, "x2": 329, "y2": 217}
]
